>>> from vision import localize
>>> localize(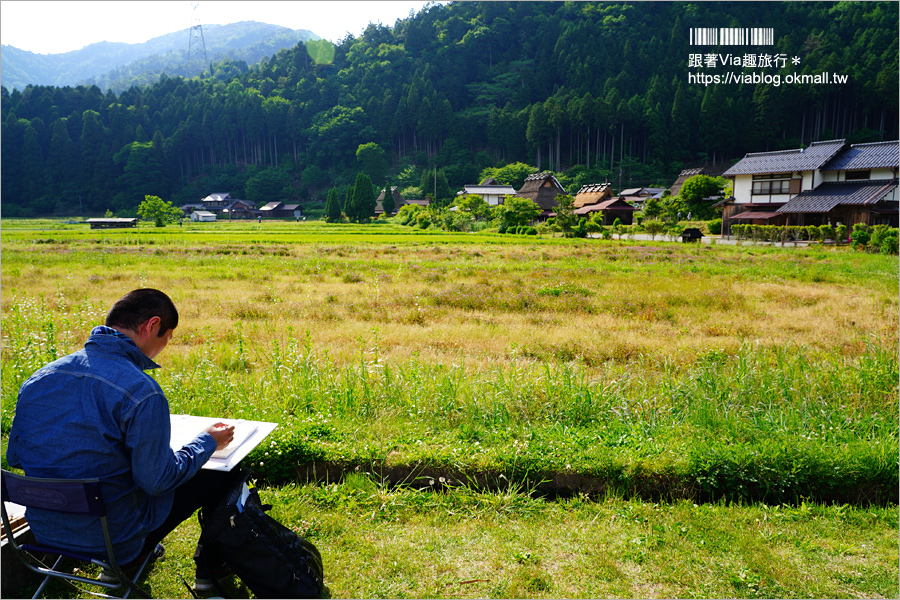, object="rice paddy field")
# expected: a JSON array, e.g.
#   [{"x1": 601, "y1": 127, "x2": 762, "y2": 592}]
[{"x1": 2, "y1": 219, "x2": 897, "y2": 598}]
